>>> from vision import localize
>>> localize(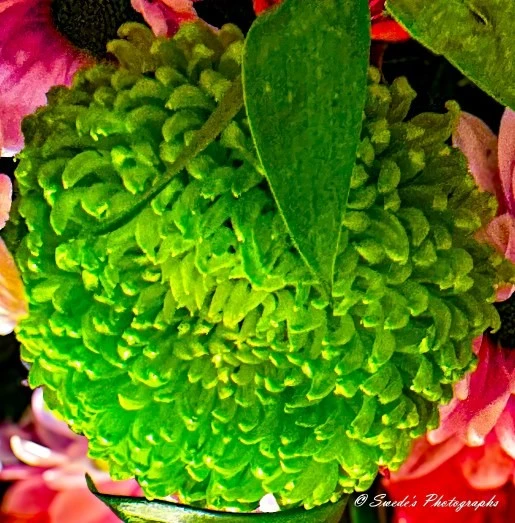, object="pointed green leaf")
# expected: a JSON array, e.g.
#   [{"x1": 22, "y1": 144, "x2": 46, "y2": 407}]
[
  {"x1": 86, "y1": 476, "x2": 348, "y2": 523},
  {"x1": 386, "y1": 0, "x2": 515, "y2": 109},
  {"x1": 242, "y1": 0, "x2": 370, "y2": 289}
]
